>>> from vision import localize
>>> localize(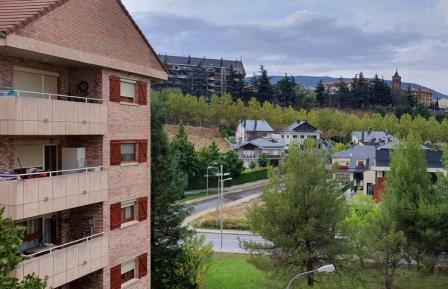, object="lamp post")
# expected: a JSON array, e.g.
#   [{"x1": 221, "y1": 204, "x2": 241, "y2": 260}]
[
  {"x1": 215, "y1": 164, "x2": 231, "y2": 250},
  {"x1": 286, "y1": 264, "x2": 335, "y2": 289},
  {"x1": 205, "y1": 163, "x2": 218, "y2": 197}
]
